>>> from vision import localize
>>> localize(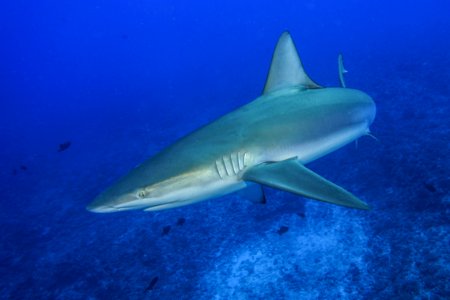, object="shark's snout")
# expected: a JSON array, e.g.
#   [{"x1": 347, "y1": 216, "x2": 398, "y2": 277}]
[
  {"x1": 88, "y1": 182, "x2": 166, "y2": 213},
  {"x1": 86, "y1": 204, "x2": 116, "y2": 213},
  {"x1": 86, "y1": 193, "x2": 118, "y2": 213},
  {"x1": 87, "y1": 186, "x2": 139, "y2": 213}
]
